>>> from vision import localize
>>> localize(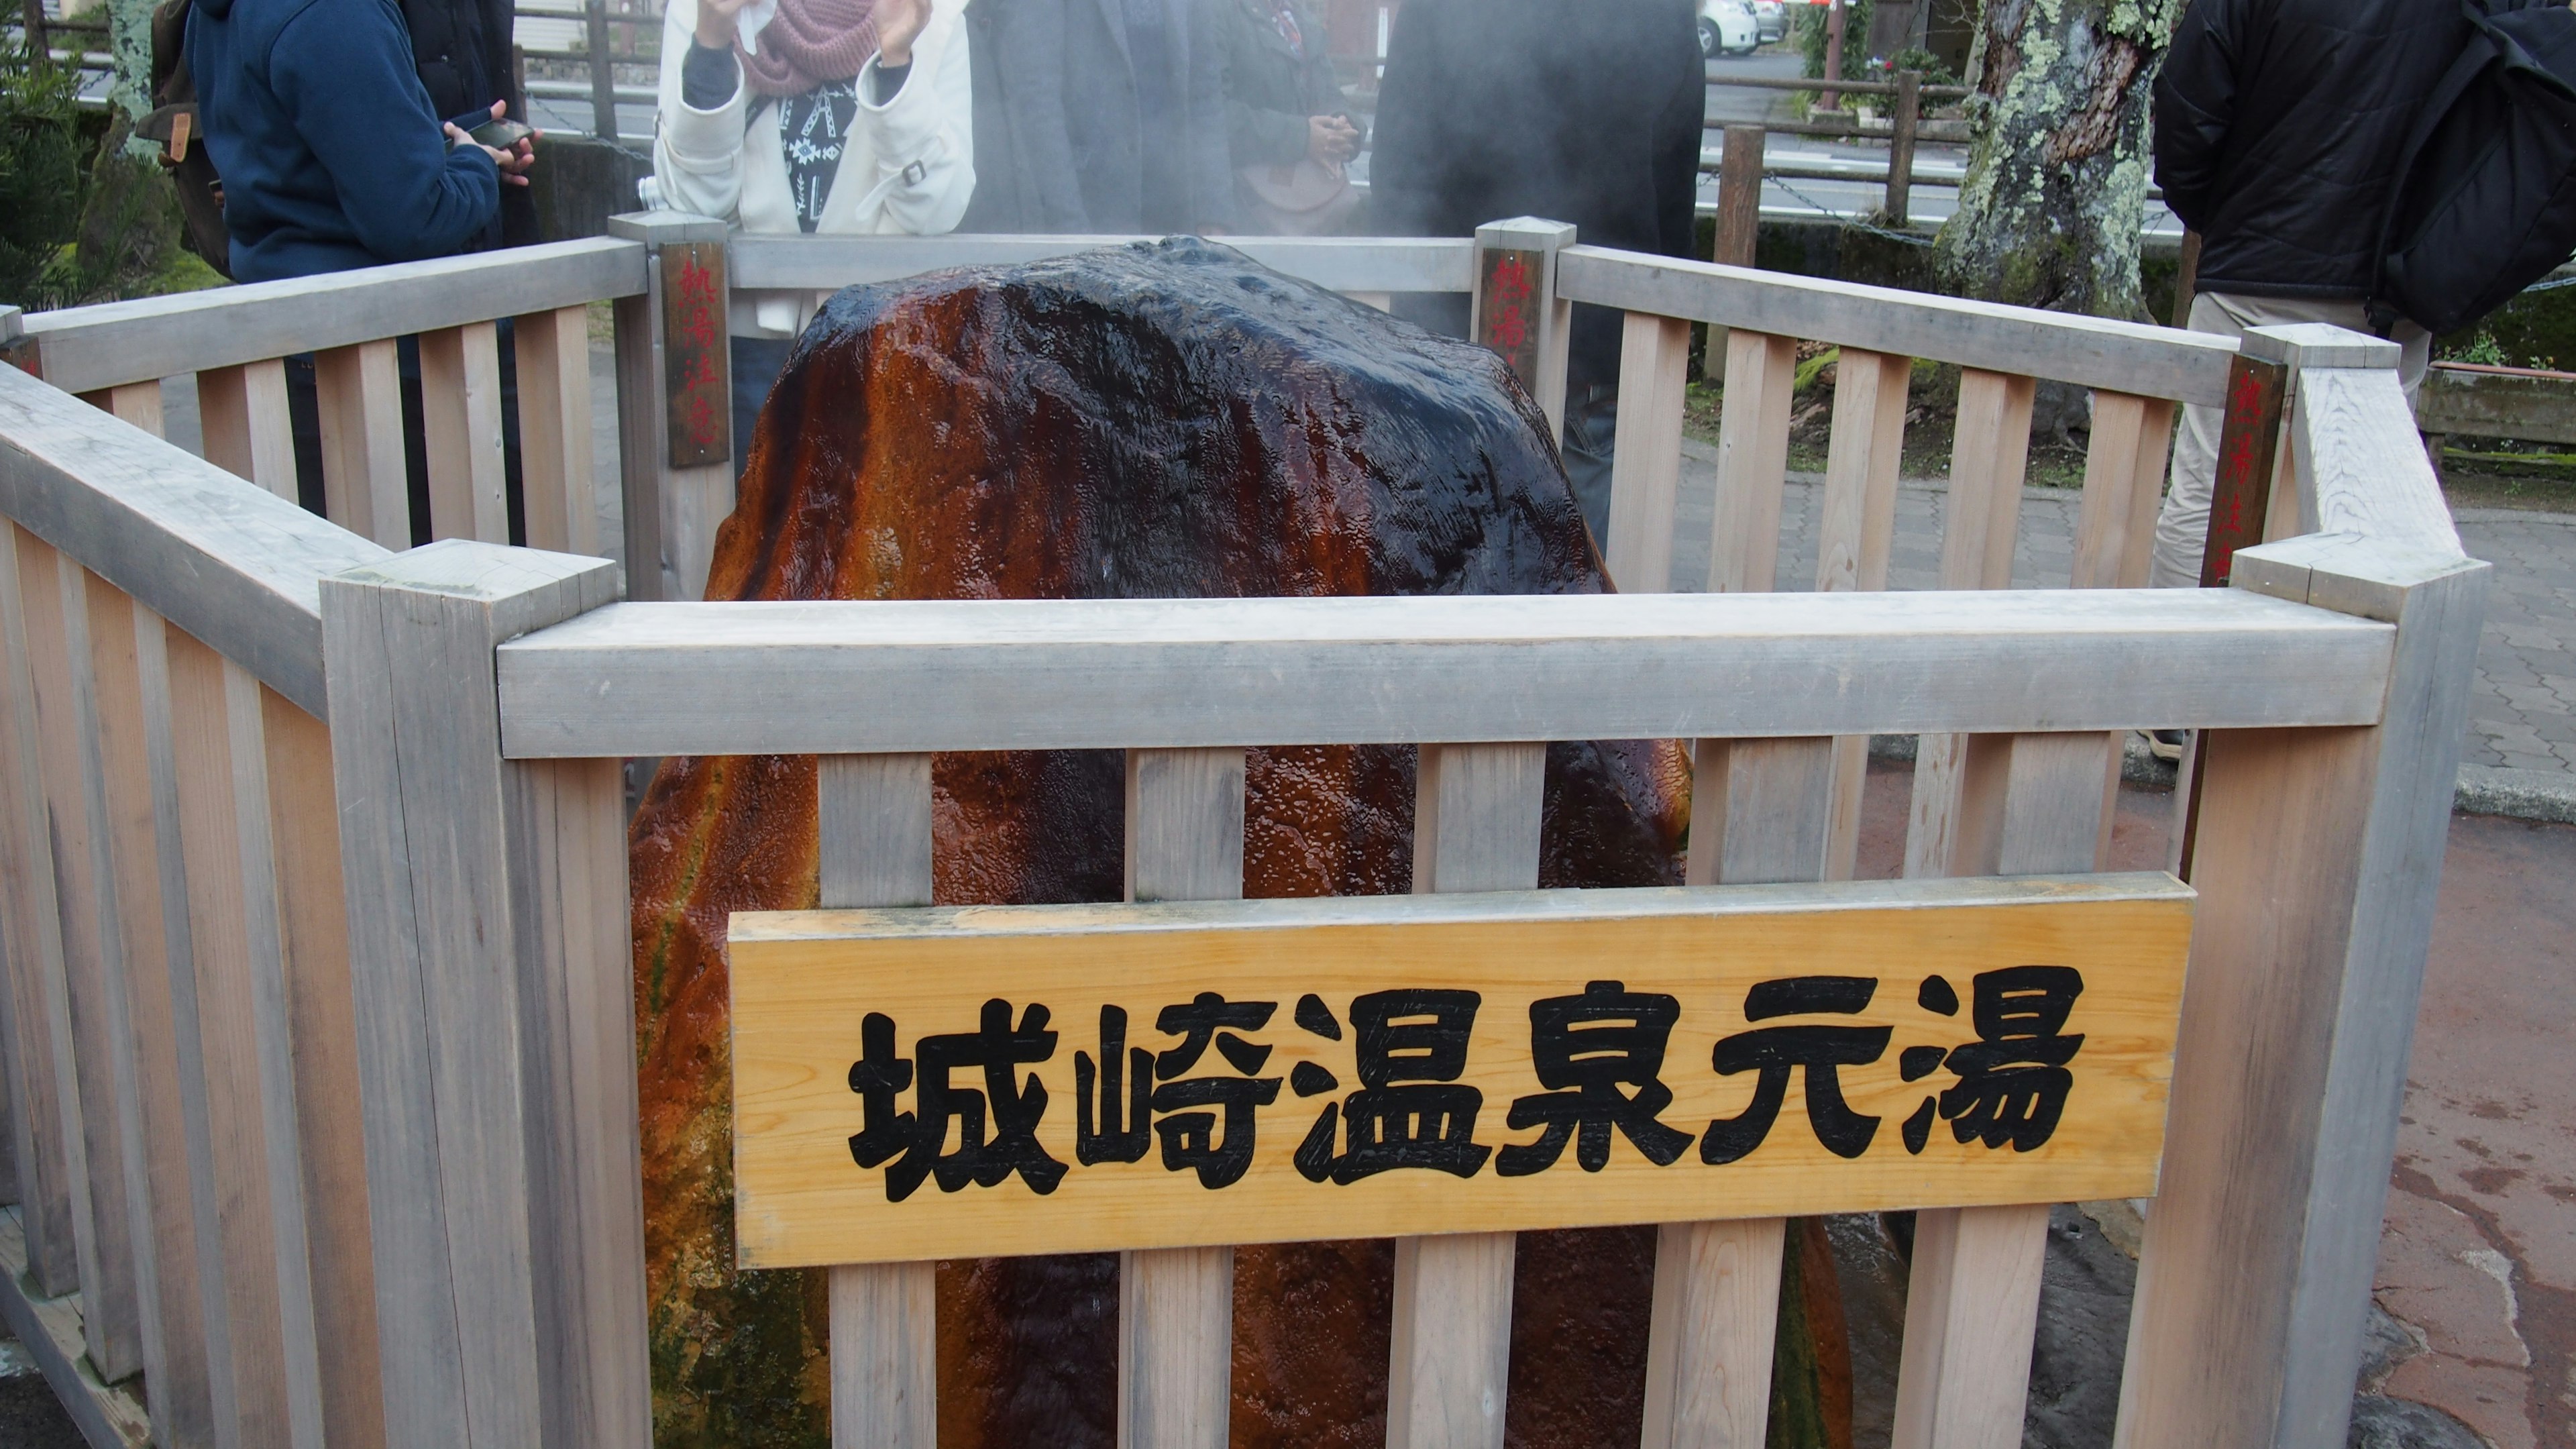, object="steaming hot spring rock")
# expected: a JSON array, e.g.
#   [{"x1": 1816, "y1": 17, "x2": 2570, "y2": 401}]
[{"x1": 629, "y1": 237, "x2": 1703, "y2": 1448}]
